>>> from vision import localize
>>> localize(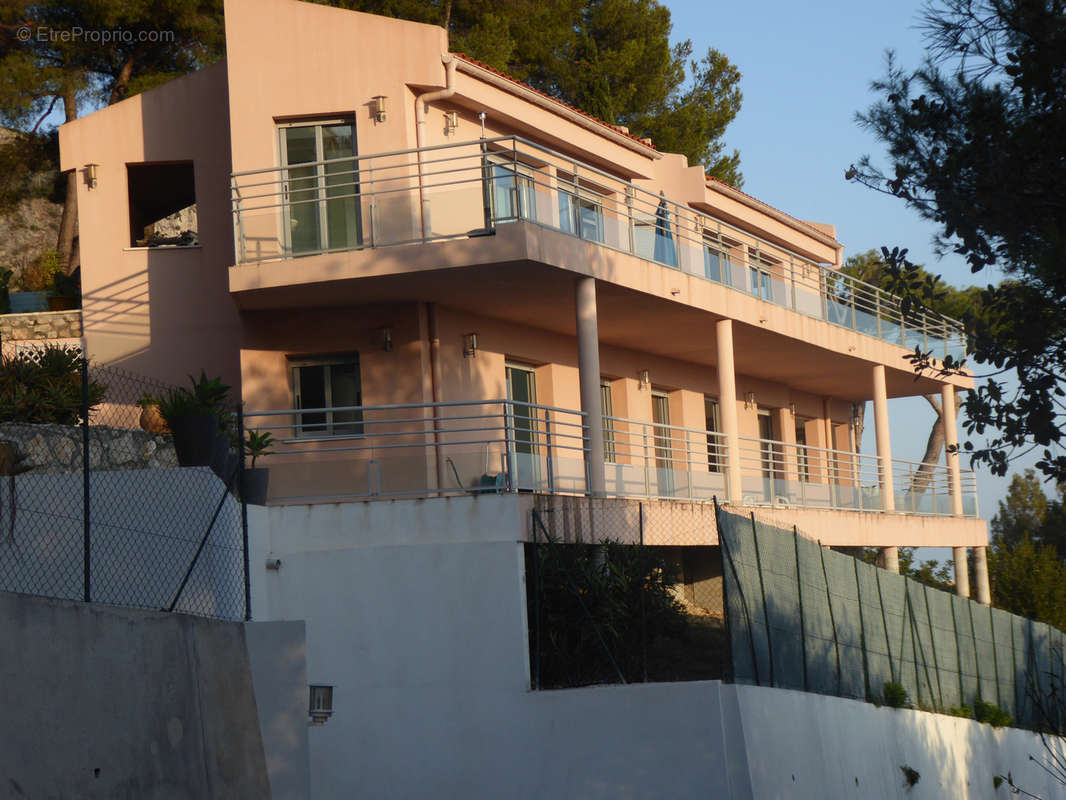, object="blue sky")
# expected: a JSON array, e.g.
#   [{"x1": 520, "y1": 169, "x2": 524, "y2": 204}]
[{"x1": 665, "y1": 0, "x2": 1038, "y2": 527}]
